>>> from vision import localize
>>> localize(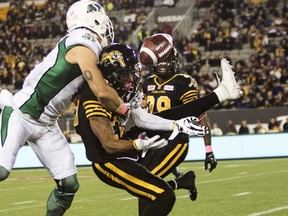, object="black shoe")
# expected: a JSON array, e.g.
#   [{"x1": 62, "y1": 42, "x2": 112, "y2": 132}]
[
  {"x1": 188, "y1": 186, "x2": 198, "y2": 201},
  {"x1": 177, "y1": 170, "x2": 197, "y2": 201}
]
